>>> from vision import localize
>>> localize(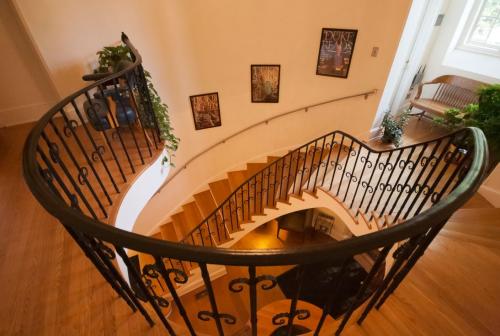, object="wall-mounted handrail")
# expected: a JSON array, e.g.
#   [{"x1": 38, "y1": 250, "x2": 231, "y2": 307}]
[{"x1": 156, "y1": 89, "x2": 378, "y2": 193}]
